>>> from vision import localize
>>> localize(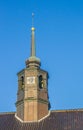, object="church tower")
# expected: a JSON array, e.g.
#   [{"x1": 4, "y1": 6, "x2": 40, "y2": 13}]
[{"x1": 16, "y1": 21, "x2": 49, "y2": 122}]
